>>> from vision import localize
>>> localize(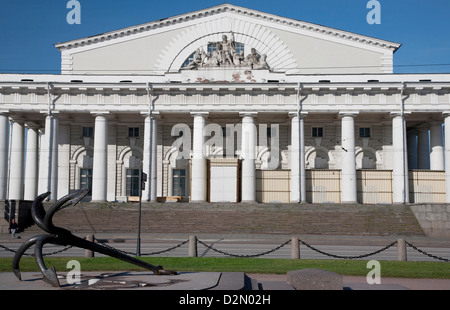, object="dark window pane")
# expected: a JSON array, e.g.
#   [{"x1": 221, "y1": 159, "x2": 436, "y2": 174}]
[
  {"x1": 173, "y1": 169, "x2": 186, "y2": 196},
  {"x1": 82, "y1": 127, "x2": 93, "y2": 137},
  {"x1": 360, "y1": 128, "x2": 370, "y2": 138},
  {"x1": 128, "y1": 127, "x2": 139, "y2": 137},
  {"x1": 126, "y1": 169, "x2": 140, "y2": 196},
  {"x1": 312, "y1": 127, "x2": 323, "y2": 137}
]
